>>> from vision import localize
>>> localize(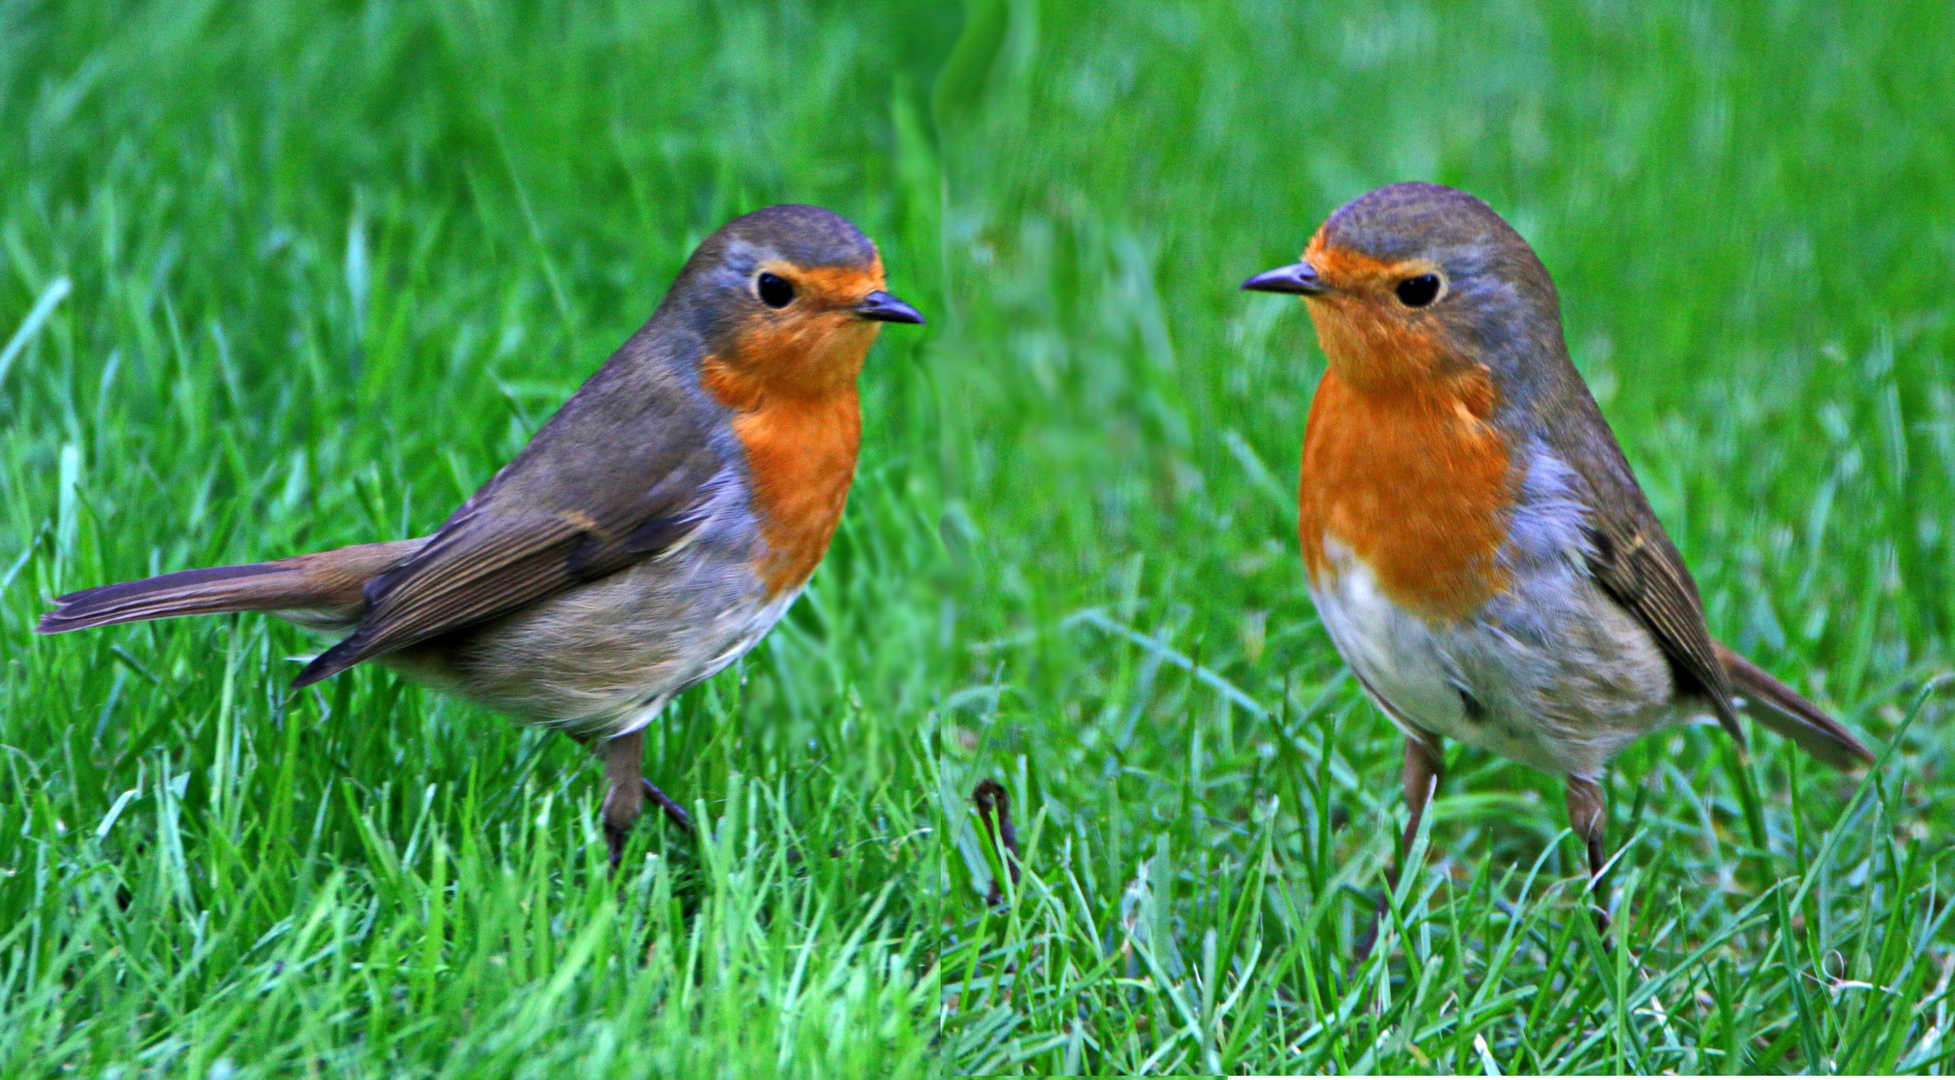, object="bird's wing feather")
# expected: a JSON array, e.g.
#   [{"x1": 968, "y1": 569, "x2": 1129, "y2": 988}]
[
  {"x1": 293, "y1": 421, "x2": 730, "y2": 688},
  {"x1": 1581, "y1": 512, "x2": 1742, "y2": 738},
  {"x1": 1534, "y1": 380, "x2": 1743, "y2": 741}
]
